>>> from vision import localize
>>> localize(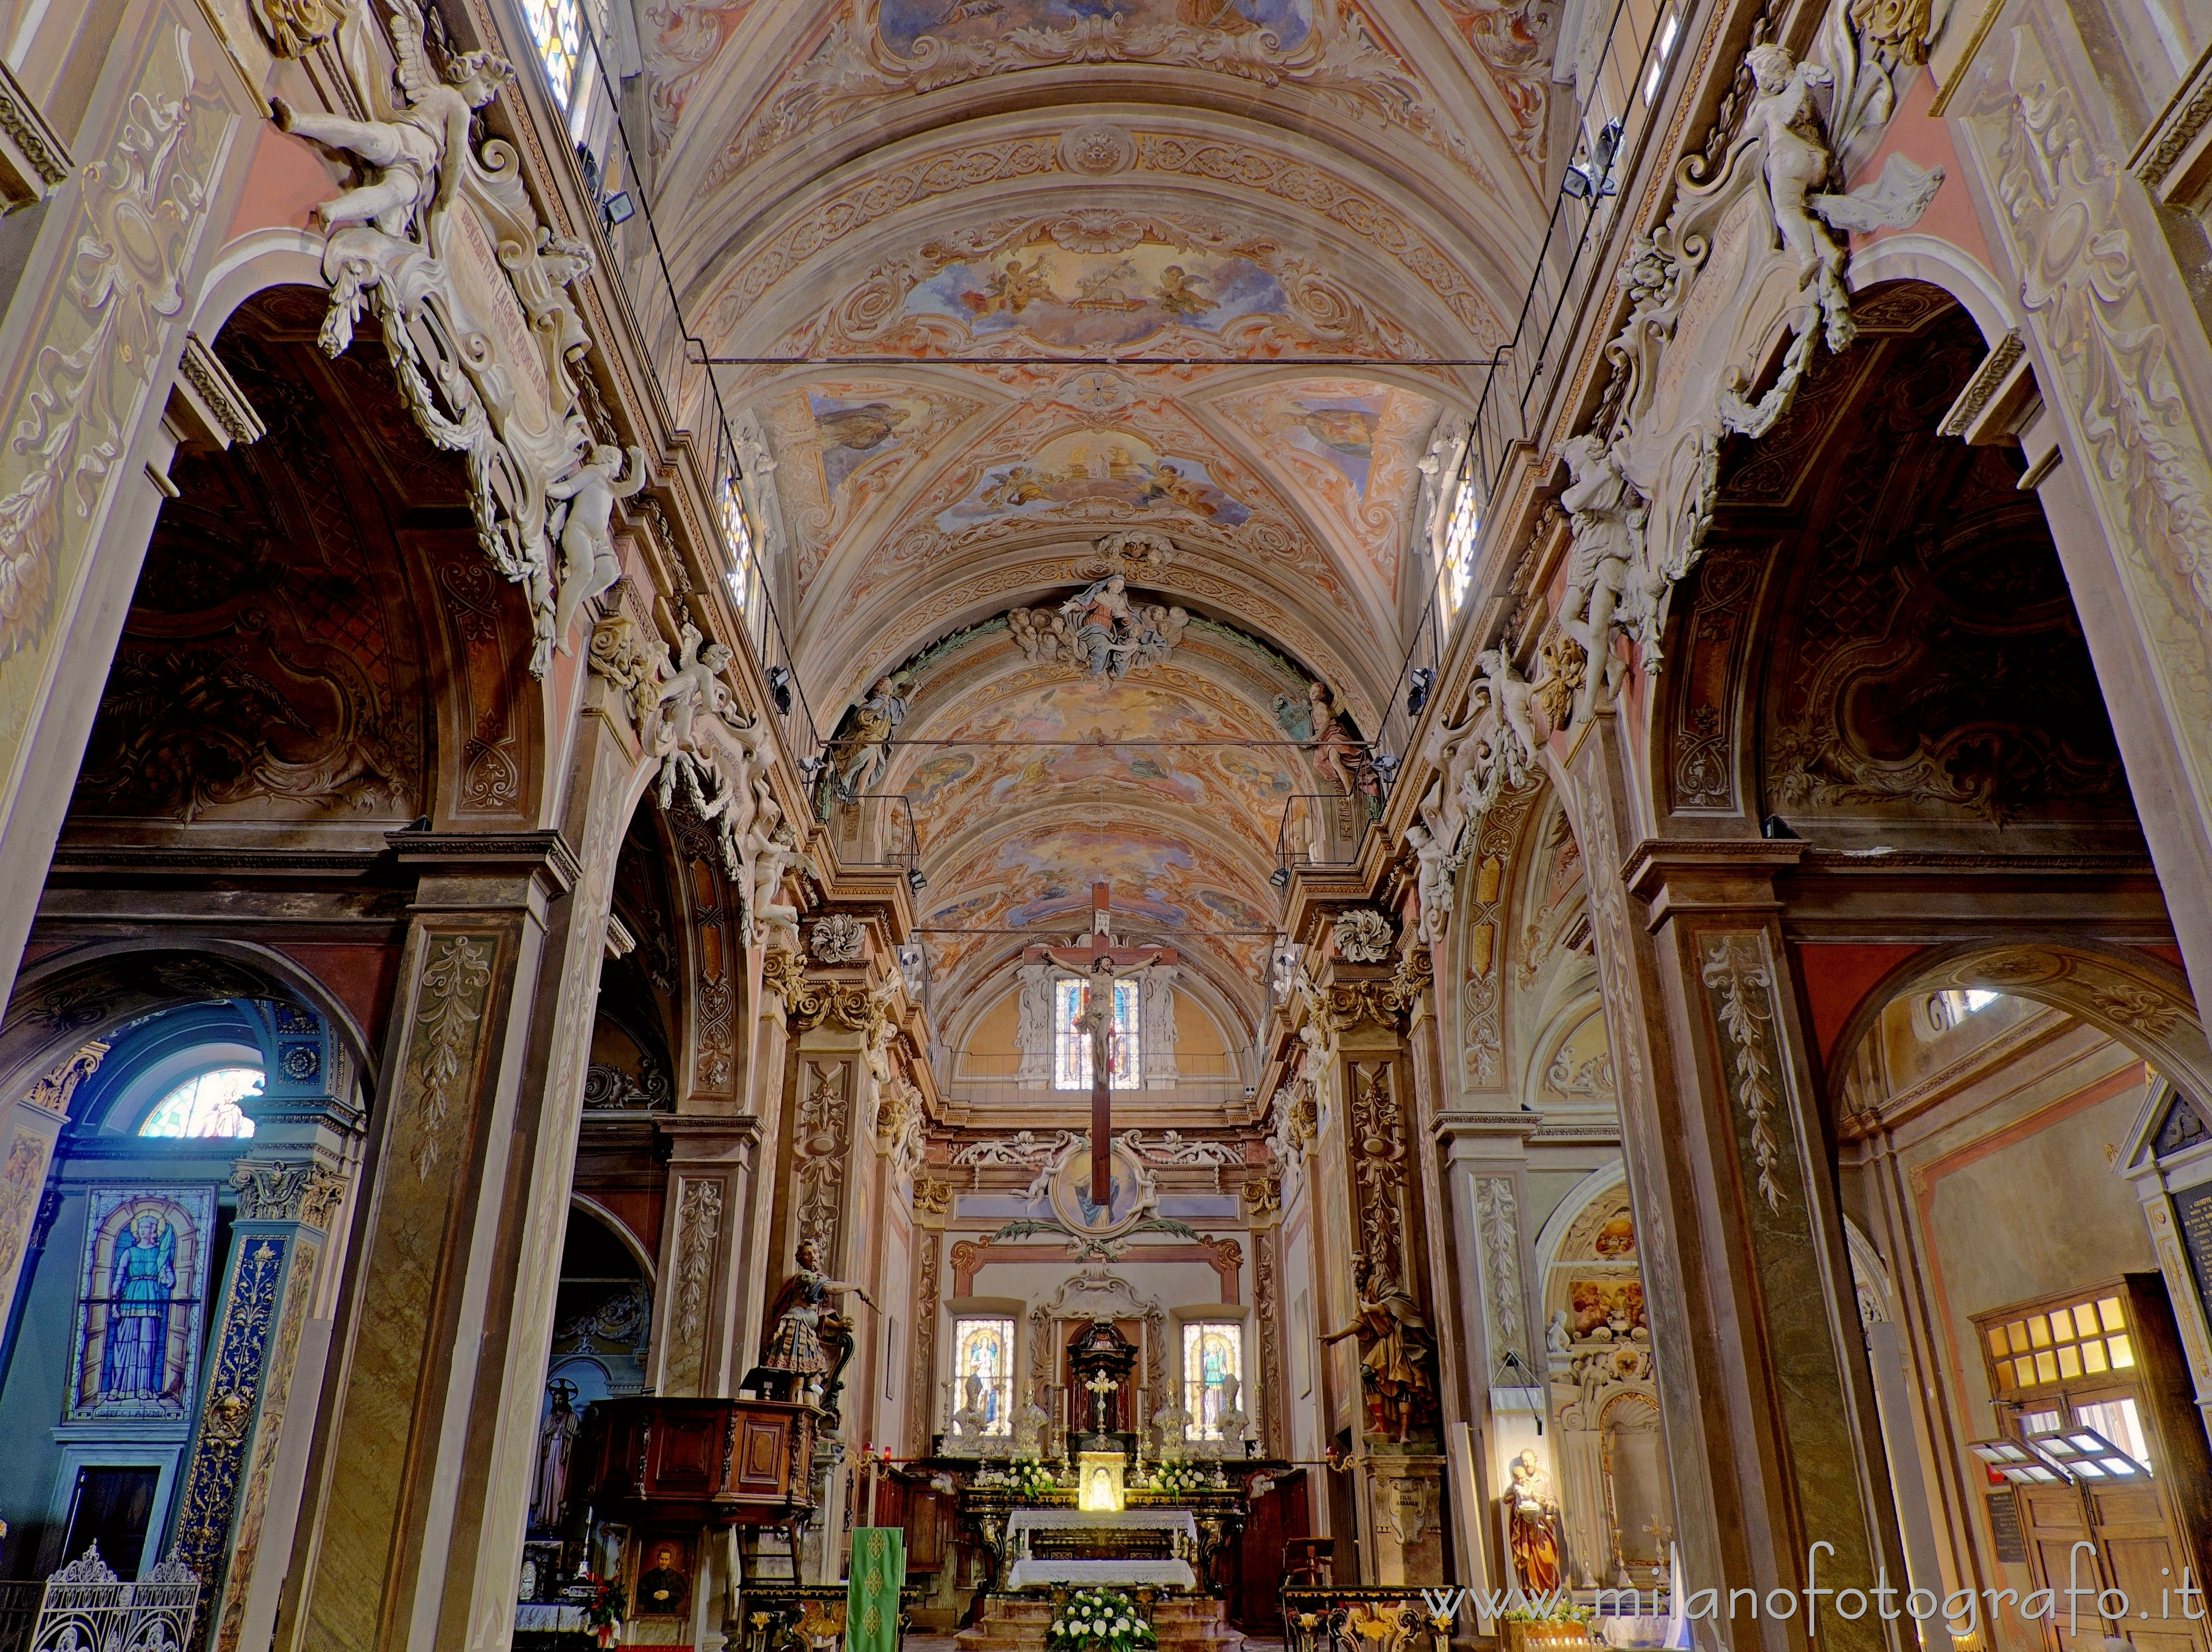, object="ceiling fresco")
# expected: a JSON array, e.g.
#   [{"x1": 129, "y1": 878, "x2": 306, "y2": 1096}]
[{"x1": 625, "y1": 0, "x2": 1560, "y2": 1036}]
